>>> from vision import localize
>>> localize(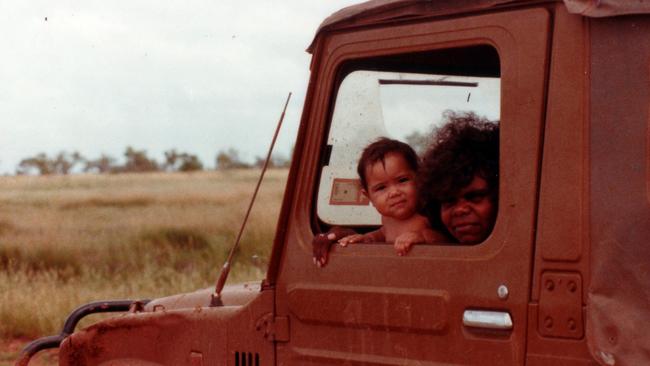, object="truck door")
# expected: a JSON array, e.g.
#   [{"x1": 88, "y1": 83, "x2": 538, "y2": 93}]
[{"x1": 275, "y1": 7, "x2": 549, "y2": 365}]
